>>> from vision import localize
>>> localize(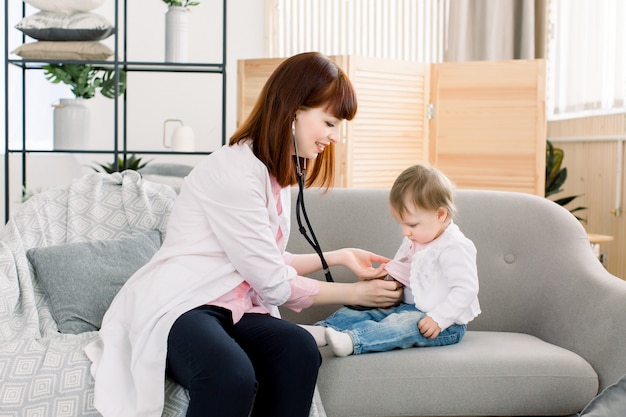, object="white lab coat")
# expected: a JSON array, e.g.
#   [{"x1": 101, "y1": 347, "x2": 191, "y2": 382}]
[{"x1": 85, "y1": 142, "x2": 297, "y2": 417}]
